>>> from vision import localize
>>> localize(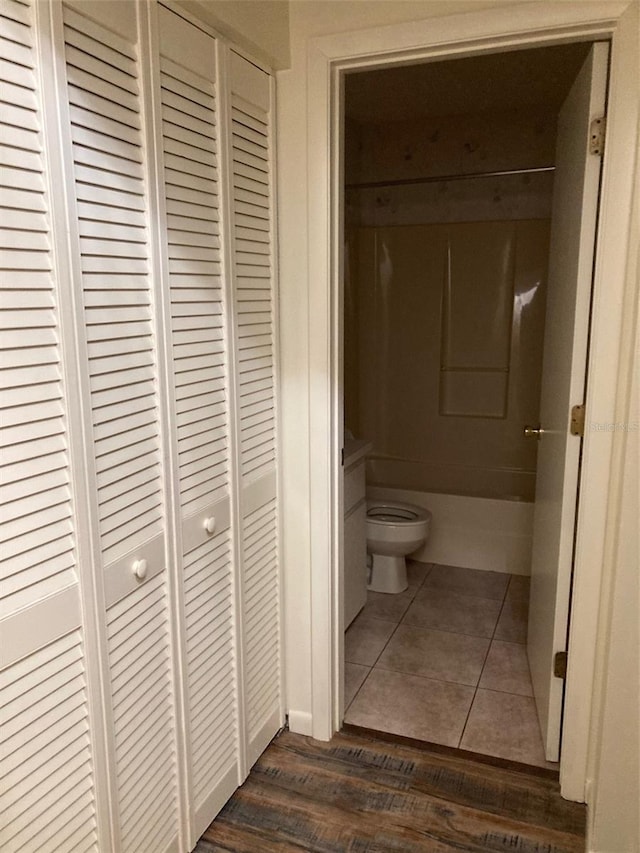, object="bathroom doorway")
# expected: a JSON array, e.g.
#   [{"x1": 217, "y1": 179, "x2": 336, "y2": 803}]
[{"x1": 340, "y1": 41, "x2": 608, "y2": 772}]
